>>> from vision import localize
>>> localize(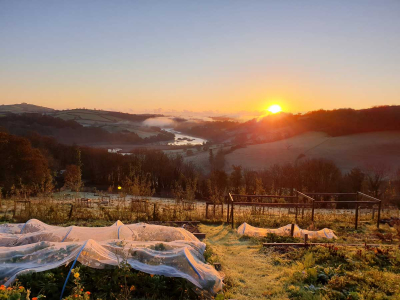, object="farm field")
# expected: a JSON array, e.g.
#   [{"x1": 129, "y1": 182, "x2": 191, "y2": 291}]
[
  {"x1": 184, "y1": 131, "x2": 400, "y2": 173},
  {"x1": 53, "y1": 110, "x2": 163, "y2": 137},
  {"x1": 2, "y1": 194, "x2": 400, "y2": 299},
  {"x1": 3, "y1": 210, "x2": 400, "y2": 299},
  {"x1": 225, "y1": 131, "x2": 400, "y2": 173}
]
